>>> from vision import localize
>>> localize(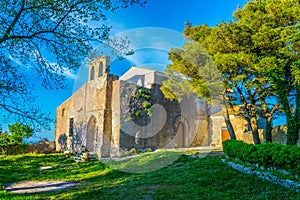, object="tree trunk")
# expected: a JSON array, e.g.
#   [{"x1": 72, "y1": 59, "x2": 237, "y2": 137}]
[
  {"x1": 295, "y1": 83, "x2": 300, "y2": 123},
  {"x1": 223, "y1": 95, "x2": 236, "y2": 140},
  {"x1": 224, "y1": 105, "x2": 236, "y2": 140},
  {"x1": 264, "y1": 103, "x2": 280, "y2": 143},
  {"x1": 265, "y1": 114, "x2": 272, "y2": 143},
  {"x1": 250, "y1": 116, "x2": 261, "y2": 145},
  {"x1": 287, "y1": 118, "x2": 298, "y2": 145},
  {"x1": 292, "y1": 83, "x2": 300, "y2": 145},
  {"x1": 286, "y1": 92, "x2": 299, "y2": 145},
  {"x1": 279, "y1": 83, "x2": 299, "y2": 145}
]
